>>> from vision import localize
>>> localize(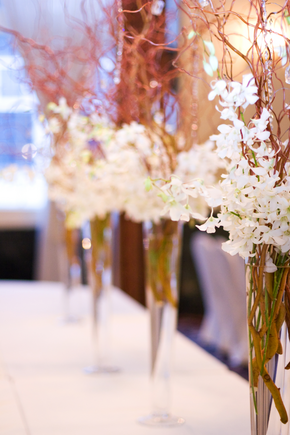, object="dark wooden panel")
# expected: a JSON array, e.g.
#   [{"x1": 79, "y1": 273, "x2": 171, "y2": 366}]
[{"x1": 119, "y1": 214, "x2": 145, "y2": 306}]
